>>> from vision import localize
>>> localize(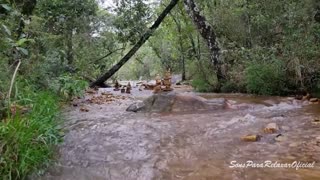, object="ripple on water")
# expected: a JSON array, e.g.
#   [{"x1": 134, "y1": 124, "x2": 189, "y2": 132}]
[{"x1": 40, "y1": 93, "x2": 320, "y2": 180}]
